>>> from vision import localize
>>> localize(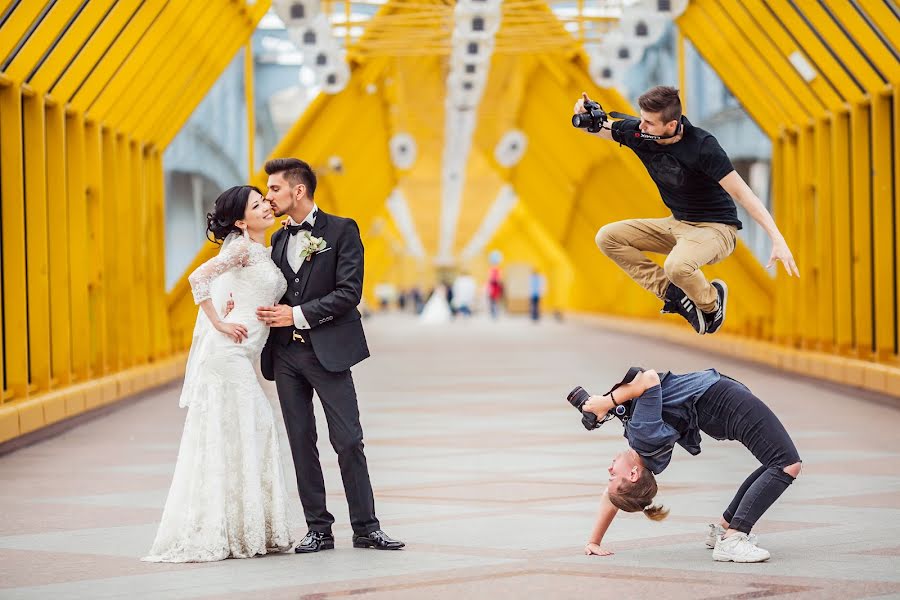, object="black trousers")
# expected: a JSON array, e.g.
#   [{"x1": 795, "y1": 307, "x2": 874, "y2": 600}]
[
  {"x1": 696, "y1": 377, "x2": 801, "y2": 534},
  {"x1": 273, "y1": 340, "x2": 379, "y2": 536}
]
